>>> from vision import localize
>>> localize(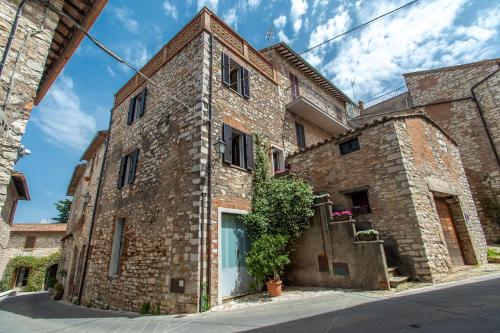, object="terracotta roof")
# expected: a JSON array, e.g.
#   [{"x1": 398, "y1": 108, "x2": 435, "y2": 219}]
[
  {"x1": 80, "y1": 130, "x2": 108, "y2": 161},
  {"x1": 260, "y1": 43, "x2": 354, "y2": 105},
  {"x1": 67, "y1": 163, "x2": 86, "y2": 196},
  {"x1": 11, "y1": 172, "x2": 30, "y2": 200},
  {"x1": 10, "y1": 223, "x2": 67, "y2": 233},
  {"x1": 35, "y1": 0, "x2": 108, "y2": 105}
]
